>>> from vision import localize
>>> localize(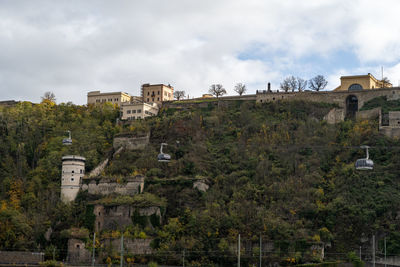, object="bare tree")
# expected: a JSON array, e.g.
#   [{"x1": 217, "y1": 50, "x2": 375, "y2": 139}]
[
  {"x1": 308, "y1": 75, "x2": 328, "y2": 91},
  {"x1": 174, "y1": 90, "x2": 186, "y2": 100},
  {"x1": 209, "y1": 84, "x2": 227, "y2": 98},
  {"x1": 280, "y1": 76, "x2": 297, "y2": 92},
  {"x1": 234, "y1": 83, "x2": 247, "y2": 96},
  {"x1": 381, "y1": 77, "x2": 391, "y2": 88},
  {"x1": 296, "y1": 77, "x2": 307, "y2": 92},
  {"x1": 280, "y1": 79, "x2": 290, "y2": 92},
  {"x1": 41, "y1": 91, "x2": 56, "y2": 103}
]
